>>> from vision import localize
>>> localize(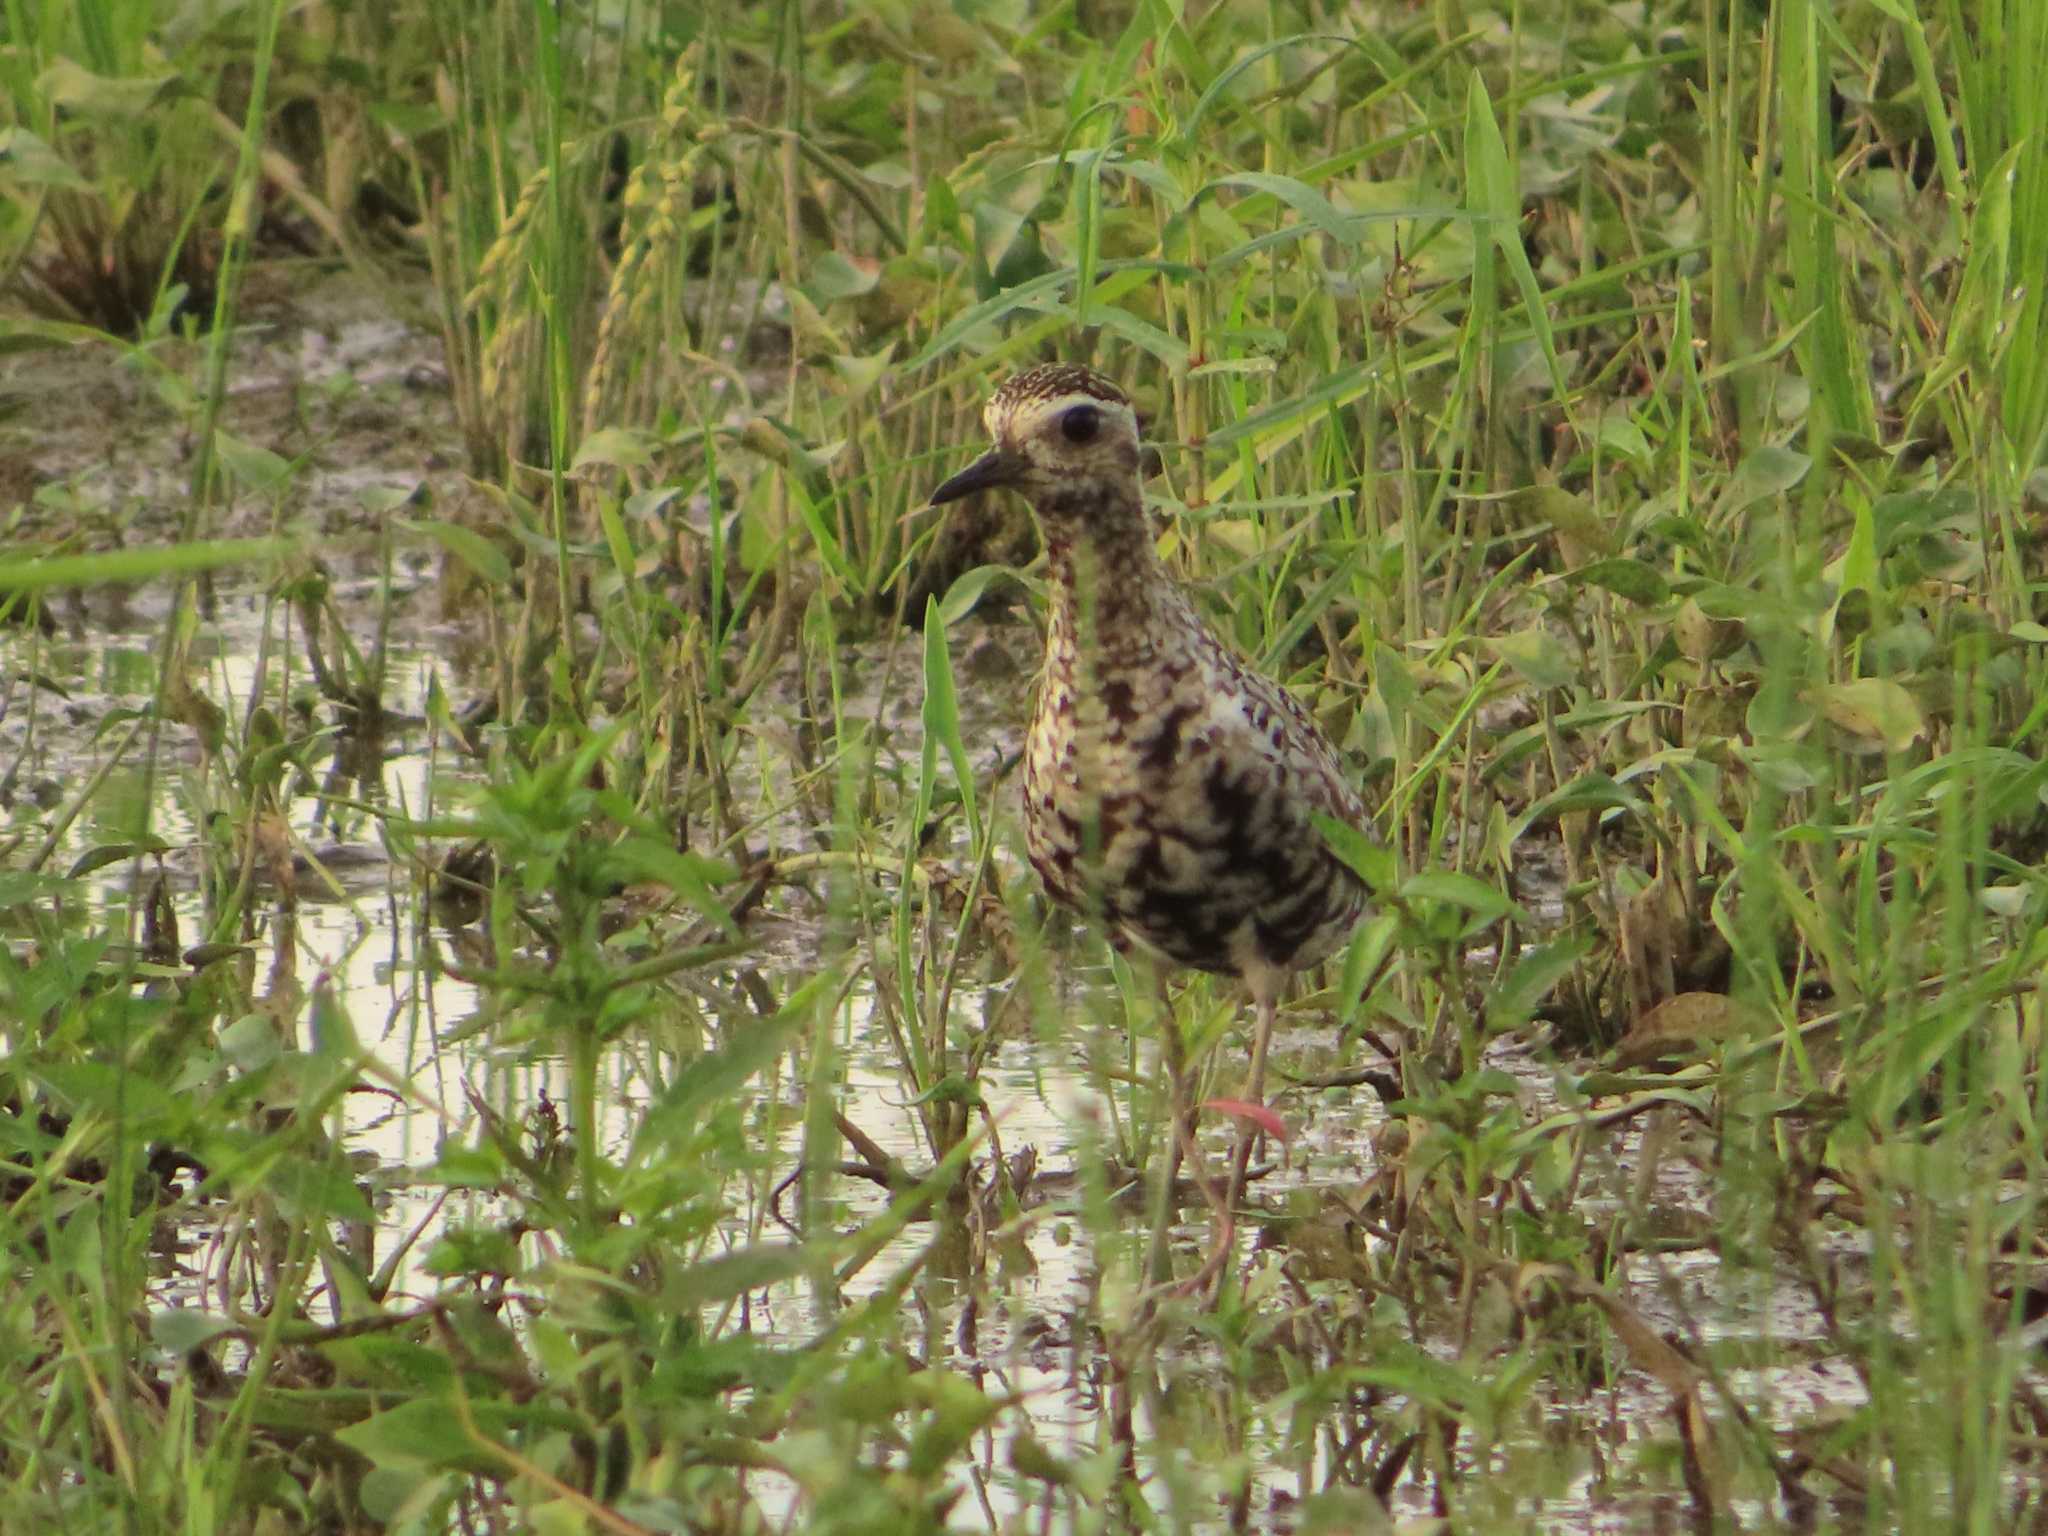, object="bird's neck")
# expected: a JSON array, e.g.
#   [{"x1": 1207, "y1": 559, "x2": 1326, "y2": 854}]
[{"x1": 1039, "y1": 488, "x2": 1197, "y2": 676}]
